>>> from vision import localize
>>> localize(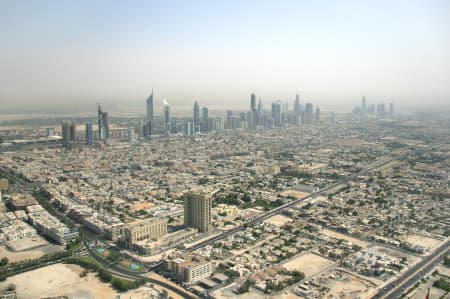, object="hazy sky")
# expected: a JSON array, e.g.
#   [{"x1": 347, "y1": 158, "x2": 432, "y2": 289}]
[{"x1": 1, "y1": 0, "x2": 449, "y2": 114}]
